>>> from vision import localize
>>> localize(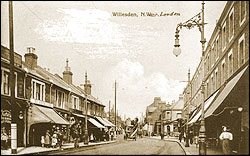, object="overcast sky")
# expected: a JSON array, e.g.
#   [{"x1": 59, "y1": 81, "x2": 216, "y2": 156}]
[{"x1": 1, "y1": 1, "x2": 227, "y2": 120}]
